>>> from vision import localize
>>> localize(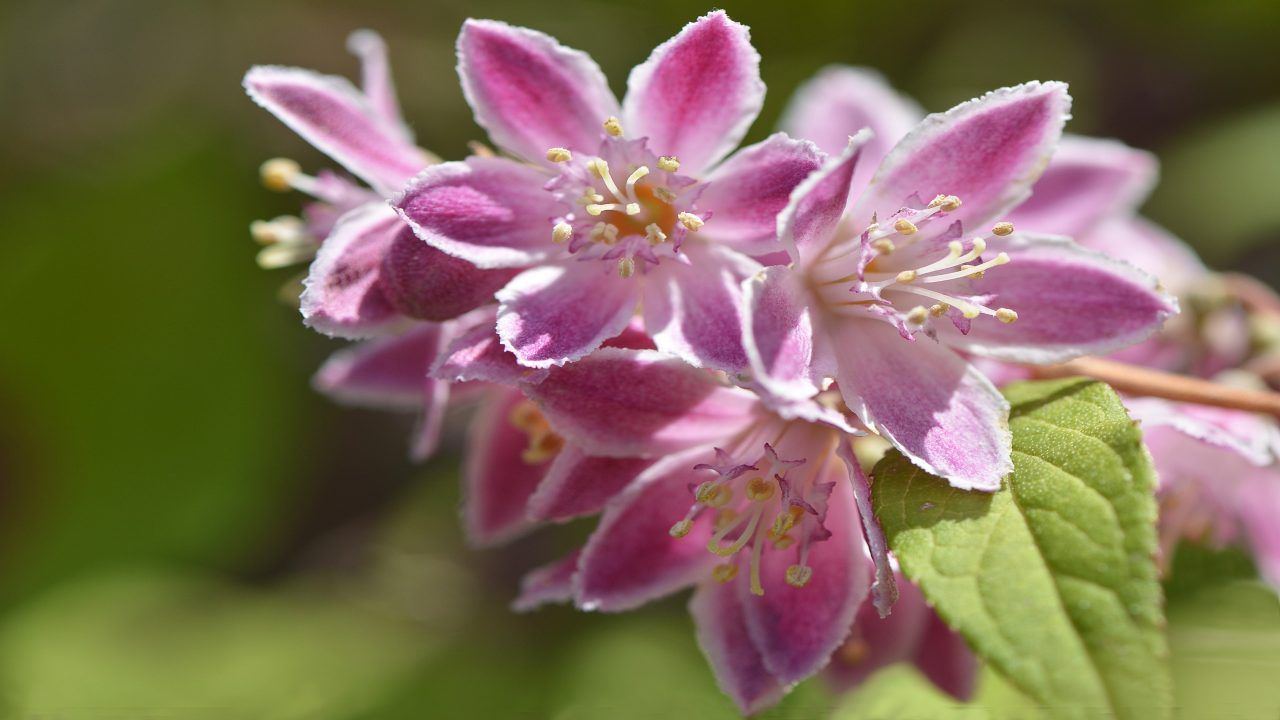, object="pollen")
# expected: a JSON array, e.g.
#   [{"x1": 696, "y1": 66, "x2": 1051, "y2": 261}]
[
  {"x1": 929, "y1": 303, "x2": 949, "y2": 317},
  {"x1": 657, "y1": 156, "x2": 680, "y2": 172},
  {"x1": 928, "y1": 194, "x2": 962, "y2": 212},
  {"x1": 768, "y1": 505, "x2": 804, "y2": 540},
  {"x1": 714, "y1": 508, "x2": 739, "y2": 531},
  {"x1": 260, "y1": 158, "x2": 301, "y2": 192},
  {"x1": 603, "y1": 116, "x2": 624, "y2": 137},
  {"x1": 785, "y1": 564, "x2": 813, "y2": 588},
  {"x1": 992, "y1": 221, "x2": 1015, "y2": 236},
  {"x1": 896, "y1": 270, "x2": 918, "y2": 284},
  {"x1": 995, "y1": 307, "x2": 1019, "y2": 324},
  {"x1": 905, "y1": 305, "x2": 928, "y2": 325},
  {"x1": 960, "y1": 264, "x2": 984, "y2": 280},
  {"x1": 545, "y1": 147, "x2": 573, "y2": 163},
  {"x1": 552, "y1": 222, "x2": 574, "y2": 244},
  {"x1": 893, "y1": 219, "x2": 918, "y2": 235},
  {"x1": 711, "y1": 563, "x2": 739, "y2": 583},
  {"x1": 617, "y1": 257, "x2": 636, "y2": 278},
  {"x1": 696, "y1": 481, "x2": 732, "y2": 508},
  {"x1": 645, "y1": 223, "x2": 668, "y2": 245},
  {"x1": 669, "y1": 519, "x2": 693, "y2": 538},
  {"x1": 653, "y1": 187, "x2": 678, "y2": 204},
  {"x1": 745, "y1": 476, "x2": 775, "y2": 502},
  {"x1": 871, "y1": 239, "x2": 895, "y2": 254},
  {"x1": 678, "y1": 212, "x2": 705, "y2": 232},
  {"x1": 521, "y1": 432, "x2": 563, "y2": 464},
  {"x1": 591, "y1": 222, "x2": 619, "y2": 245}
]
